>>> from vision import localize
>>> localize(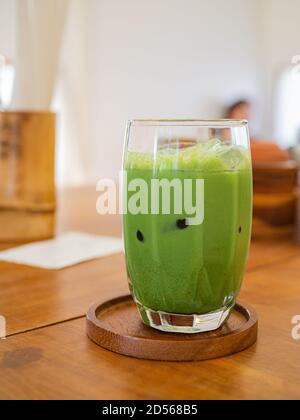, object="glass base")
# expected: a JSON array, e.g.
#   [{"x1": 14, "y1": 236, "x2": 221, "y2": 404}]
[{"x1": 136, "y1": 300, "x2": 234, "y2": 333}]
